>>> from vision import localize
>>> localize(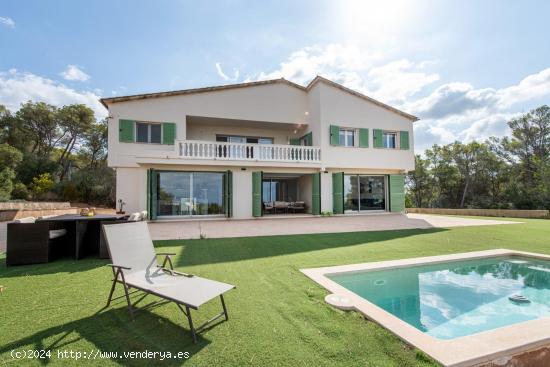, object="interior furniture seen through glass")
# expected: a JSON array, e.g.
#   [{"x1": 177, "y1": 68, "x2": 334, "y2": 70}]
[
  {"x1": 344, "y1": 175, "x2": 386, "y2": 212},
  {"x1": 216, "y1": 135, "x2": 274, "y2": 158},
  {"x1": 262, "y1": 178, "x2": 298, "y2": 203},
  {"x1": 157, "y1": 171, "x2": 224, "y2": 216}
]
